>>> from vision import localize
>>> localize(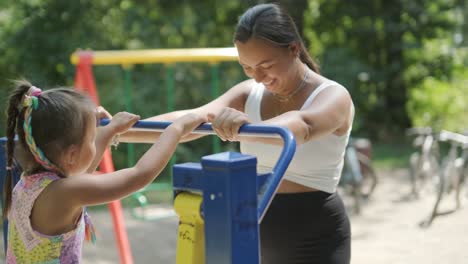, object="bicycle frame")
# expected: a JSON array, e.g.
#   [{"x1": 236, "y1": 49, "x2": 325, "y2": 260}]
[
  {"x1": 421, "y1": 130, "x2": 468, "y2": 227},
  {"x1": 407, "y1": 127, "x2": 440, "y2": 198},
  {"x1": 339, "y1": 138, "x2": 377, "y2": 214}
]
